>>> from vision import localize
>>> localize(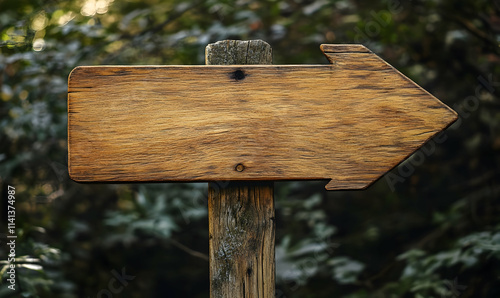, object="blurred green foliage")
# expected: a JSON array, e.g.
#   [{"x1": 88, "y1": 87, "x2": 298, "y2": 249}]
[{"x1": 1, "y1": 0, "x2": 499, "y2": 297}]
